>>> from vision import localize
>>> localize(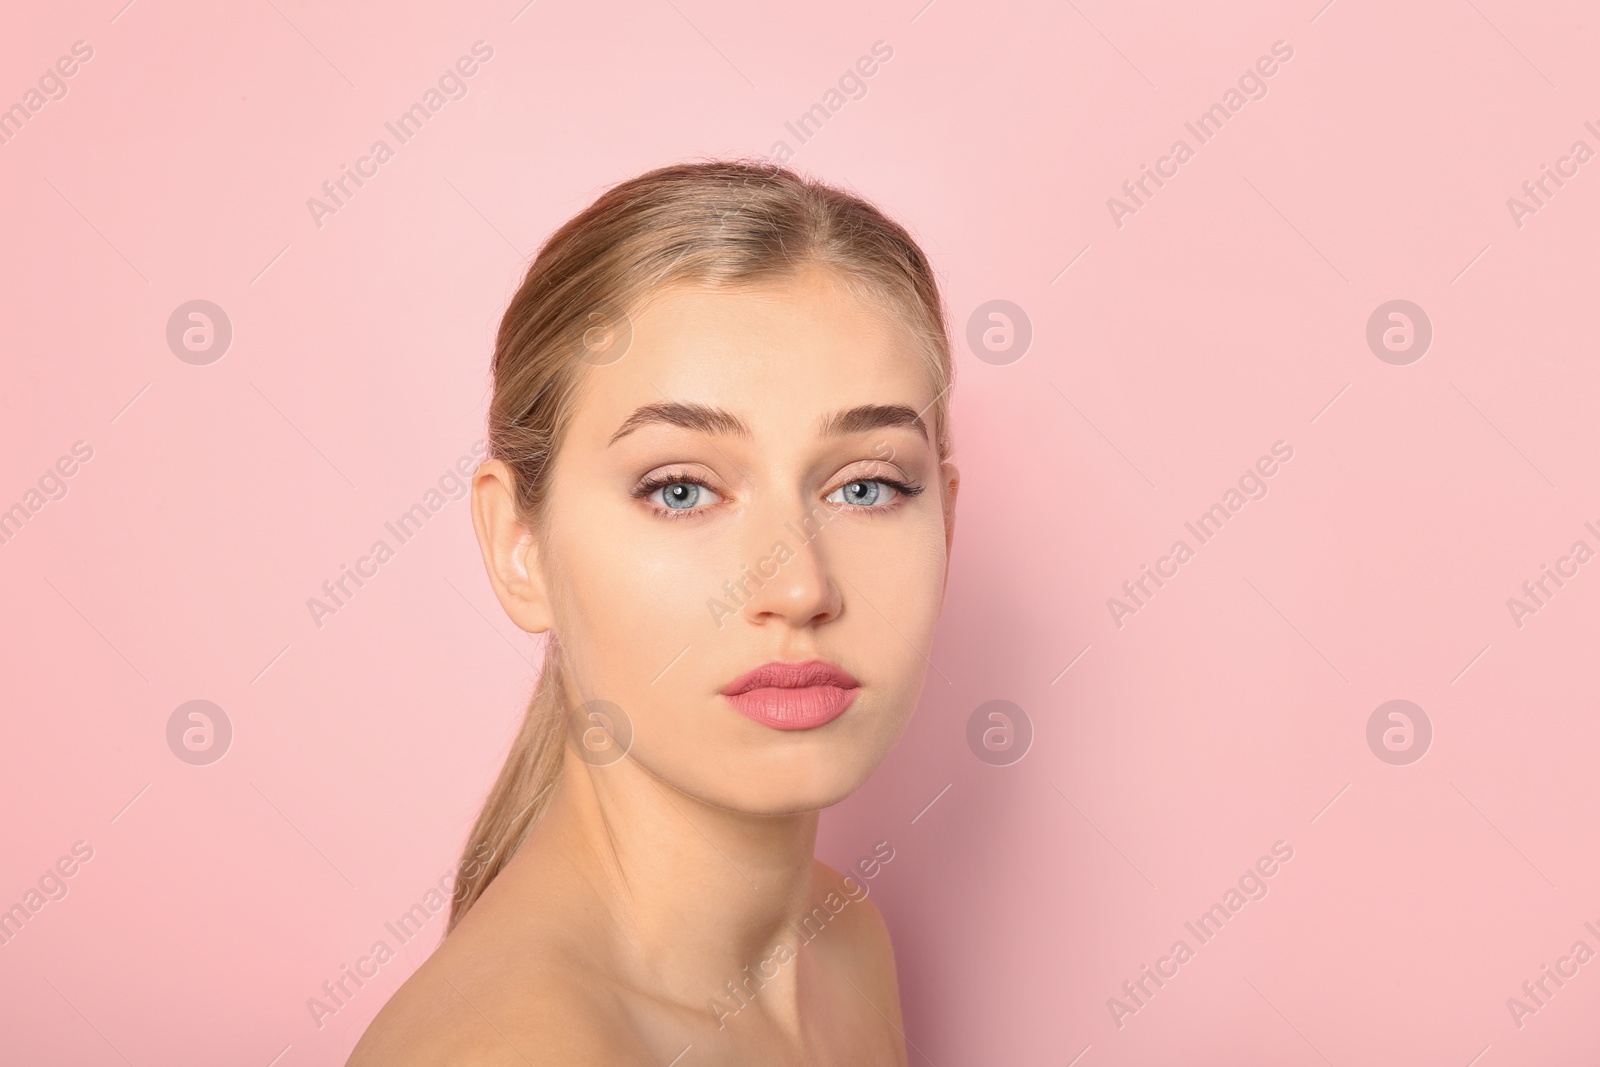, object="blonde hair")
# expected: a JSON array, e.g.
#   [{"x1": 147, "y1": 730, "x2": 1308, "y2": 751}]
[{"x1": 447, "y1": 158, "x2": 956, "y2": 931}]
